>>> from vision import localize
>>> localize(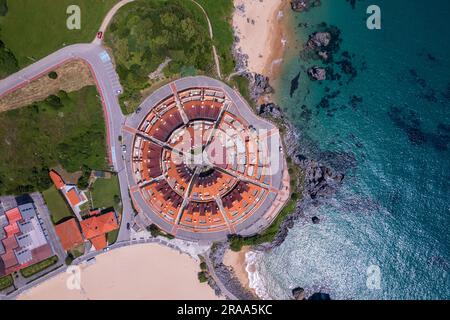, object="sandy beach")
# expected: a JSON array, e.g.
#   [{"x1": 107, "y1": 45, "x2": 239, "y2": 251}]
[
  {"x1": 223, "y1": 246, "x2": 257, "y2": 297},
  {"x1": 233, "y1": 0, "x2": 289, "y2": 78},
  {"x1": 18, "y1": 243, "x2": 221, "y2": 300}
]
